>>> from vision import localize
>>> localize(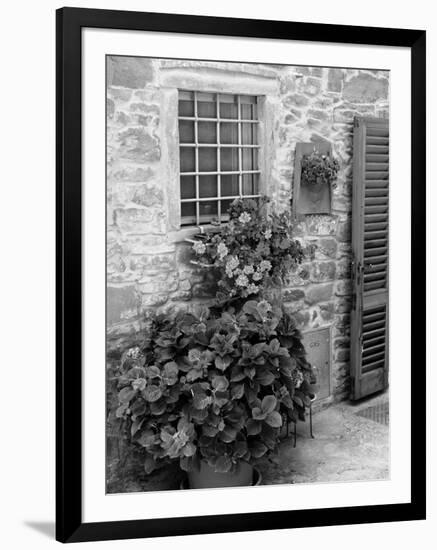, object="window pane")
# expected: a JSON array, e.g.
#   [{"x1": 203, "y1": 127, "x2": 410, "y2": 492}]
[
  {"x1": 220, "y1": 148, "x2": 239, "y2": 172},
  {"x1": 197, "y1": 94, "x2": 216, "y2": 118},
  {"x1": 199, "y1": 148, "x2": 217, "y2": 172},
  {"x1": 199, "y1": 201, "x2": 218, "y2": 221},
  {"x1": 242, "y1": 173, "x2": 259, "y2": 195},
  {"x1": 221, "y1": 174, "x2": 239, "y2": 197},
  {"x1": 198, "y1": 121, "x2": 217, "y2": 144},
  {"x1": 220, "y1": 96, "x2": 238, "y2": 119},
  {"x1": 180, "y1": 147, "x2": 195, "y2": 172},
  {"x1": 179, "y1": 101, "x2": 194, "y2": 117},
  {"x1": 241, "y1": 101, "x2": 257, "y2": 120},
  {"x1": 220, "y1": 122, "x2": 238, "y2": 144},
  {"x1": 179, "y1": 92, "x2": 194, "y2": 117},
  {"x1": 241, "y1": 123, "x2": 258, "y2": 145},
  {"x1": 242, "y1": 148, "x2": 258, "y2": 171},
  {"x1": 181, "y1": 202, "x2": 196, "y2": 223},
  {"x1": 199, "y1": 175, "x2": 217, "y2": 198},
  {"x1": 179, "y1": 120, "x2": 195, "y2": 143},
  {"x1": 220, "y1": 199, "x2": 234, "y2": 216},
  {"x1": 180, "y1": 175, "x2": 196, "y2": 199}
]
